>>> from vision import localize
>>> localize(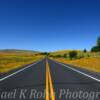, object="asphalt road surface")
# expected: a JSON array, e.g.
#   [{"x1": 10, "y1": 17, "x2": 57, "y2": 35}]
[{"x1": 0, "y1": 58, "x2": 100, "y2": 100}]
